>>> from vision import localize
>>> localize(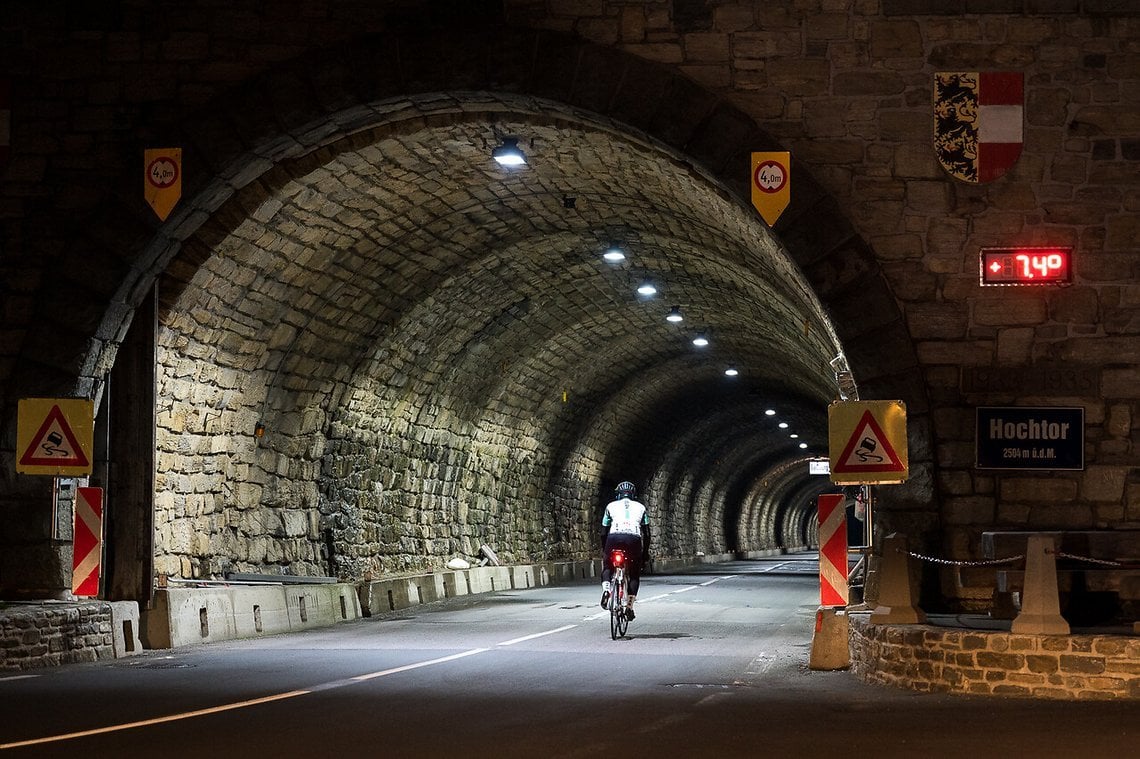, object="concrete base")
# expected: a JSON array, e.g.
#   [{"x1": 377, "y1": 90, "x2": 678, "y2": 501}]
[
  {"x1": 809, "y1": 607, "x2": 850, "y2": 670},
  {"x1": 109, "y1": 601, "x2": 144, "y2": 657},
  {"x1": 869, "y1": 533, "x2": 926, "y2": 625},
  {"x1": 1011, "y1": 534, "x2": 1069, "y2": 635}
]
